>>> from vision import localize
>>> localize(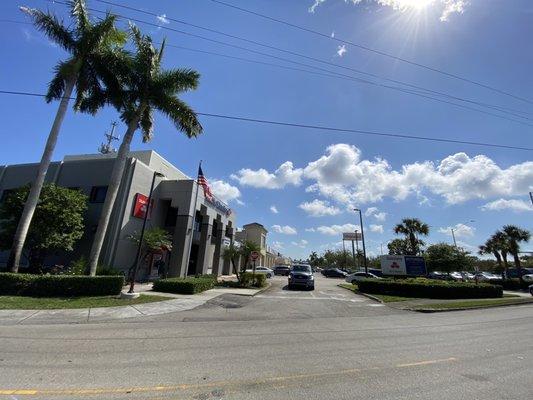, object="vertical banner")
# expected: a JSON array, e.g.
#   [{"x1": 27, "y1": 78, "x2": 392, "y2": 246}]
[{"x1": 133, "y1": 193, "x2": 154, "y2": 219}]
